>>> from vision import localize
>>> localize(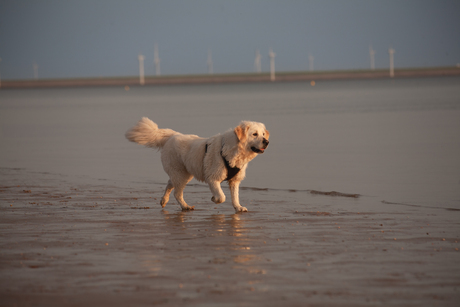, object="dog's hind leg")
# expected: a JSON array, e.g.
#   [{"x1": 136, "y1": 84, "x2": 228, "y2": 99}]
[
  {"x1": 172, "y1": 174, "x2": 195, "y2": 211},
  {"x1": 160, "y1": 180, "x2": 174, "y2": 208}
]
